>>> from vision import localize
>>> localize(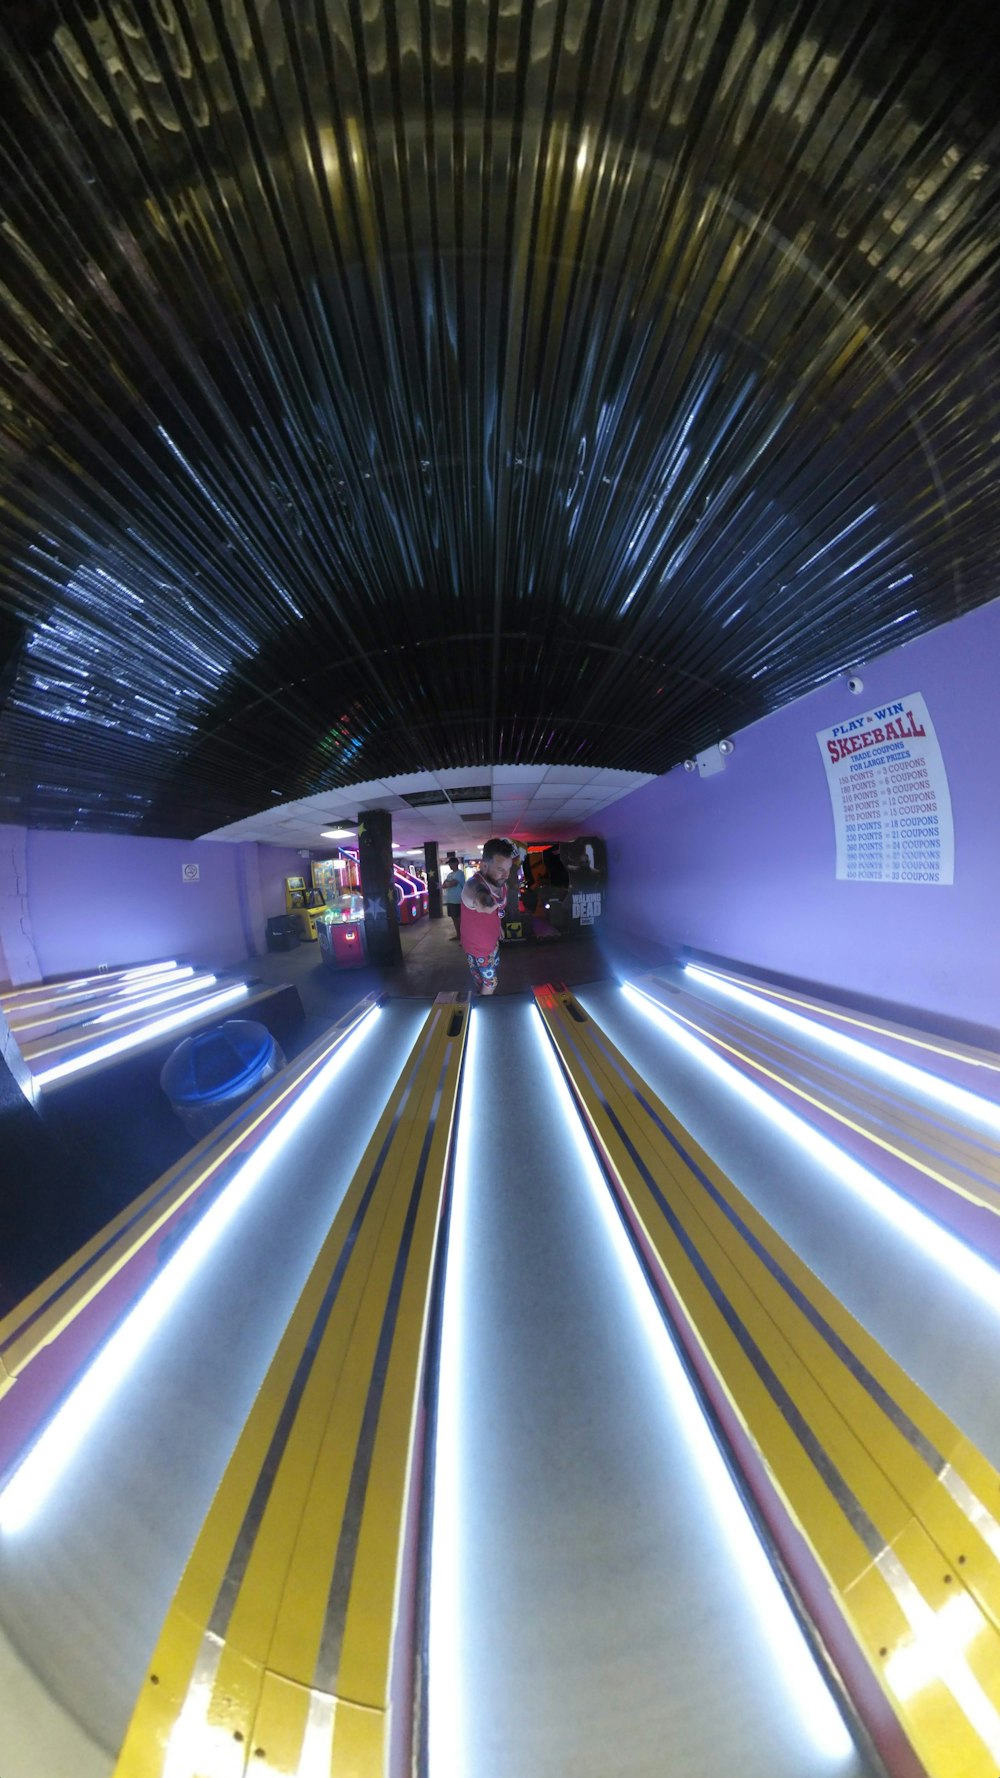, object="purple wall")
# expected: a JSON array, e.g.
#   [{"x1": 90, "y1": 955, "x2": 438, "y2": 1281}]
[
  {"x1": 0, "y1": 830, "x2": 304, "y2": 983},
  {"x1": 596, "y1": 597, "x2": 1000, "y2": 1034},
  {"x1": 257, "y1": 844, "x2": 311, "y2": 926}
]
